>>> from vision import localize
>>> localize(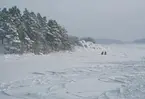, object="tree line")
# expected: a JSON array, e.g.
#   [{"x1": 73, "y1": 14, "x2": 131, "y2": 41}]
[{"x1": 0, "y1": 6, "x2": 96, "y2": 54}]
